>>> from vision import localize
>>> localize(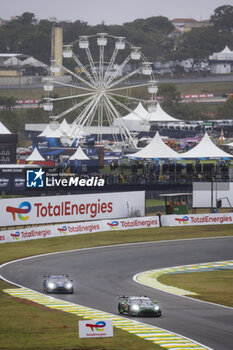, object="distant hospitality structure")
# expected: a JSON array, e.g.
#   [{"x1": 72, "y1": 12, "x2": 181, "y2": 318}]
[{"x1": 209, "y1": 46, "x2": 233, "y2": 74}]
